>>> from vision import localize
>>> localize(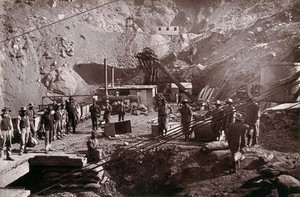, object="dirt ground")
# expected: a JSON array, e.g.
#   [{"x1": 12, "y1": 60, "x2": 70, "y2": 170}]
[{"x1": 6, "y1": 103, "x2": 299, "y2": 197}]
